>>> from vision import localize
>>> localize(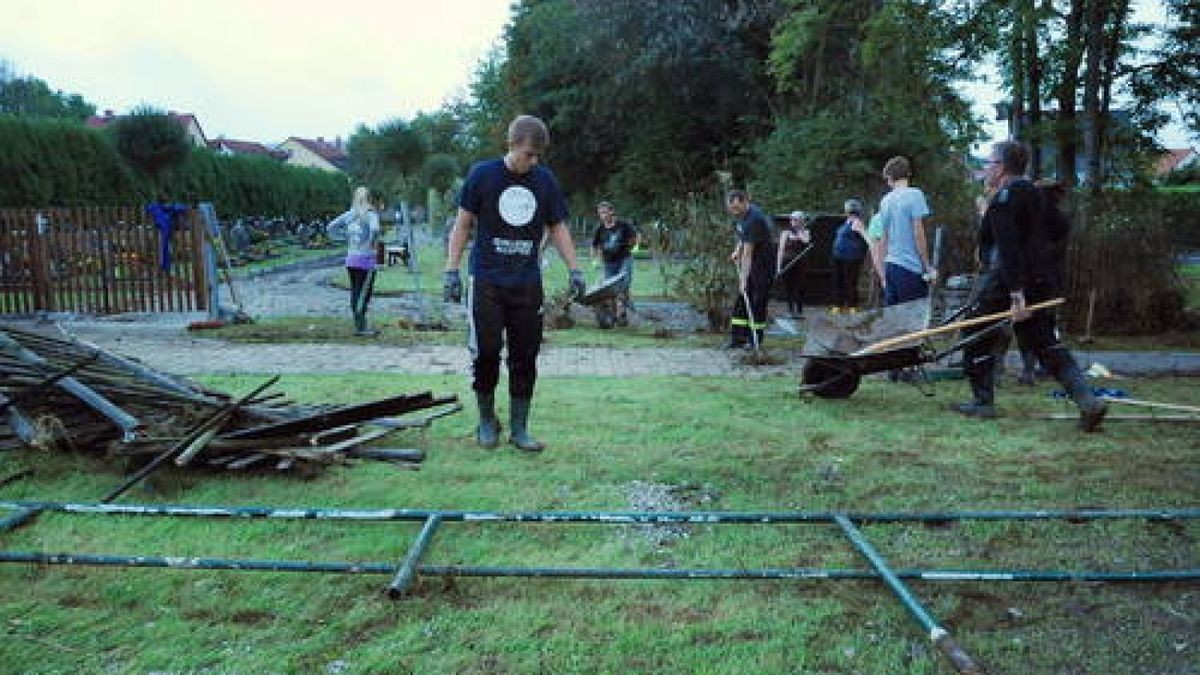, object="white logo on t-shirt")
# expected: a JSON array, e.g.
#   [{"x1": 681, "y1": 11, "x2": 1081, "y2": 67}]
[{"x1": 498, "y1": 186, "x2": 537, "y2": 227}]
